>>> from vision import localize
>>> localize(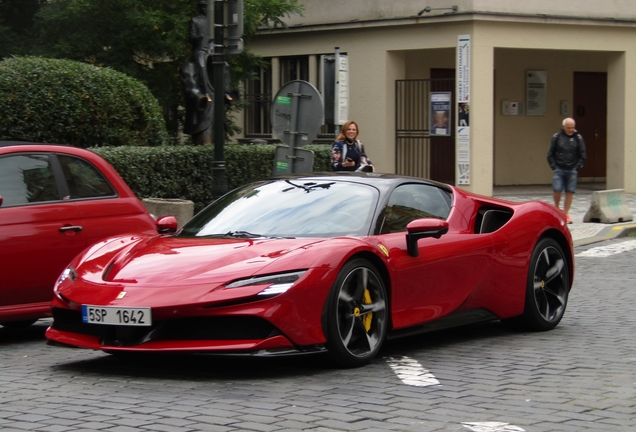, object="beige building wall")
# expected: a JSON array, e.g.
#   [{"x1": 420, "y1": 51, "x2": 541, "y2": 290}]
[
  {"x1": 405, "y1": 49, "x2": 456, "y2": 79},
  {"x1": 247, "y1": 6, "x2": 636, "y2": 193},
  {"x1": 494, "y1": 49, "x2": 609, "y2": 186},
  {"x1": 483, "y1": 20, "x2": 636, "y2": 191}
]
